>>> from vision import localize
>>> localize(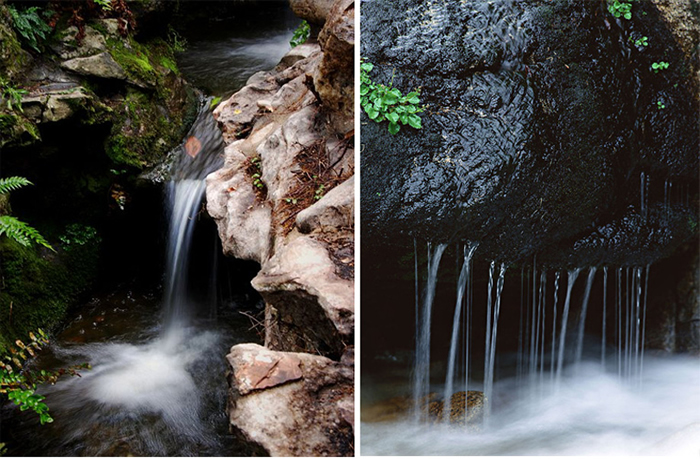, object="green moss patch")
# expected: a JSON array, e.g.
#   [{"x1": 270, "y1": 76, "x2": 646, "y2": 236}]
[{"x1": 0, "y1": 235, "x2": 100, "y2": 353}]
